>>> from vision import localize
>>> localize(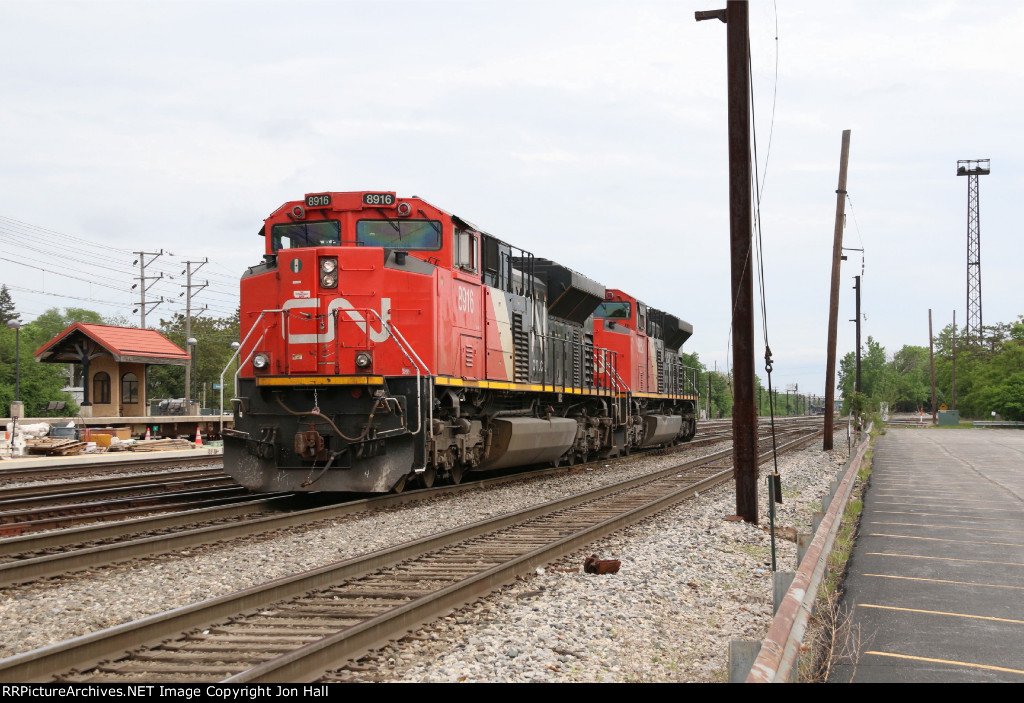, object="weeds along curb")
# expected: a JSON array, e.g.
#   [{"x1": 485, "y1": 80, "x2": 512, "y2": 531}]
[
  {"x1": 745, "y1": 424, "x2": 875, "y2": 683},
  {"x1": 798, "y1": 442, "x2": 874, "y2": 683}
]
